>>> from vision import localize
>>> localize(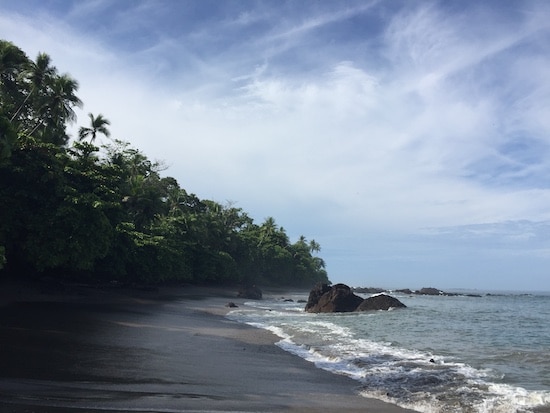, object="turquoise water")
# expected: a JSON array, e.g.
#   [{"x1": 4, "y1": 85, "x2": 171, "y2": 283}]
[{"x1": 227, "y1": 291, "x2": 550, "y2": 413}]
